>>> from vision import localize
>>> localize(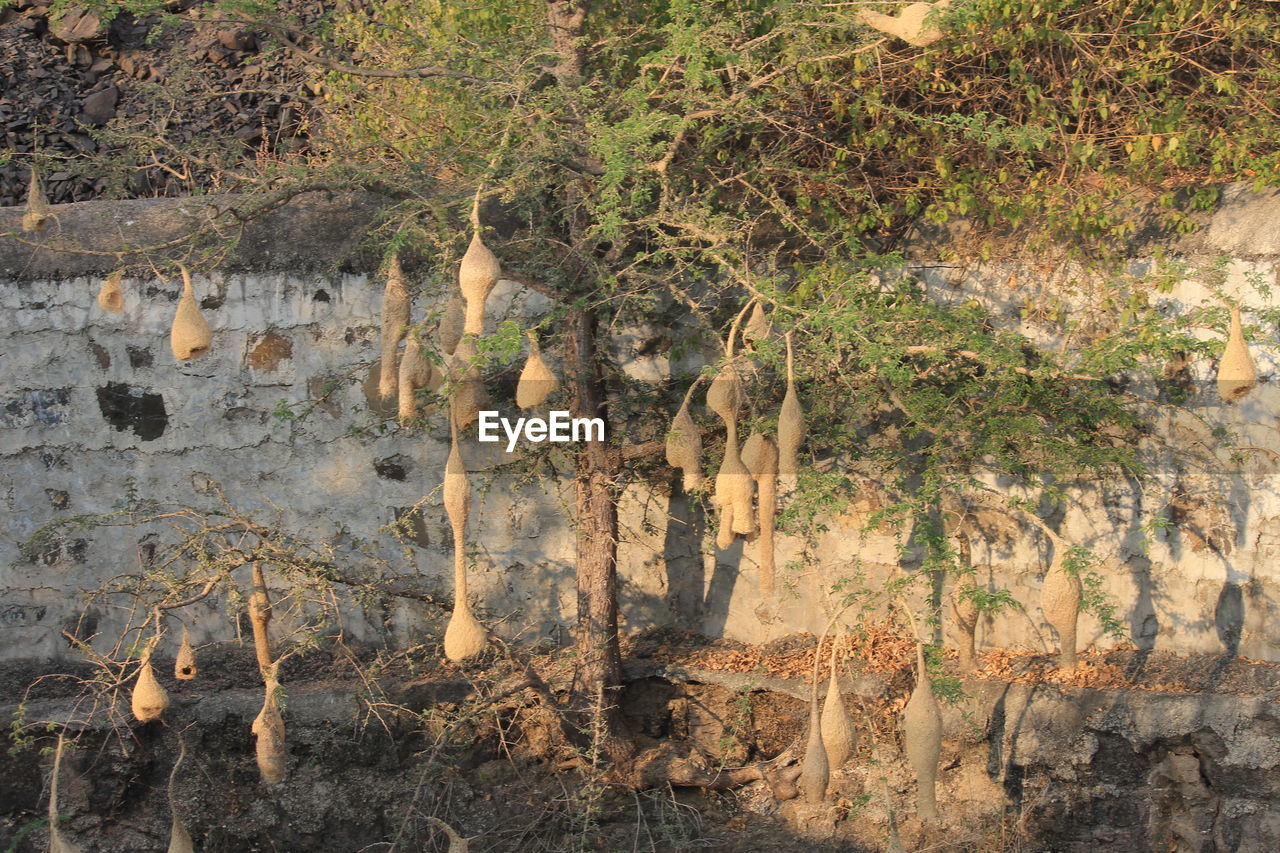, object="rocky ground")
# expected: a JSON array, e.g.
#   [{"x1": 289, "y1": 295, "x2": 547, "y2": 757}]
[
  {"x1": 1, "y1": 0, "x2": 320, "y2": 207},
  {"x1": 3, "y1": 629, "x2": 1278, "y2": 852}
]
